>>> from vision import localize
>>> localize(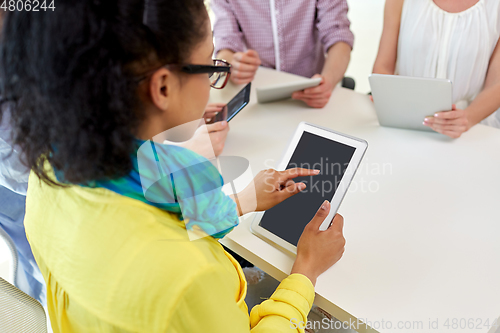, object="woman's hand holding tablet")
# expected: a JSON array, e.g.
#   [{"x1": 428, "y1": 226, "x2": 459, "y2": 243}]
[
  {"x1": 291, "y1": 201, "x2": 346, "y2": 286},
  {"x1": 423, "y1": 104, "x2": 471, "y2": 138},
  {"x1": 230, "y1": 165, "x2": 347, "y2": 286}
]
